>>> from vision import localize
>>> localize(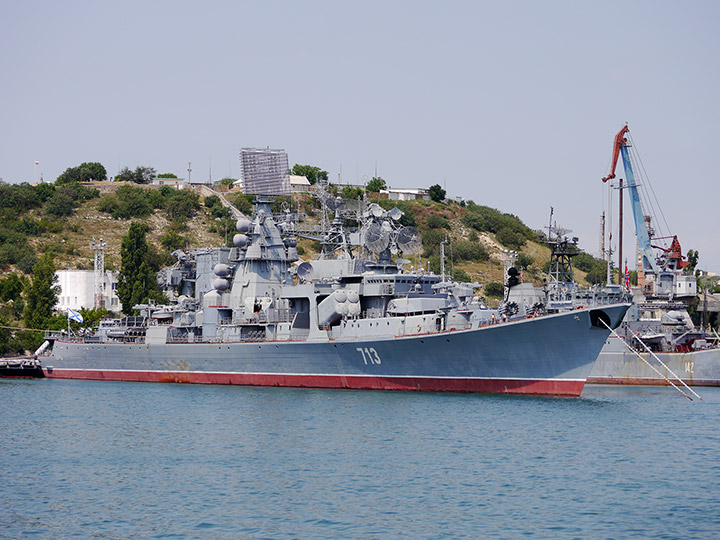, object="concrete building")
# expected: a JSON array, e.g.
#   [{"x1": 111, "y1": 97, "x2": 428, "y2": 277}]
[
  {"x1": 56, "y1": 269, "x2": 121, "y2": 312},
  {"x1": 152, "y1": 178, "x2": 185, "y2": 188},
  {"x1": 381, "y1": 188, "x2": 430, "y2": 201},
  {"x1": 289, "y1": 175, "x2": 311, "y2": 193}
]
